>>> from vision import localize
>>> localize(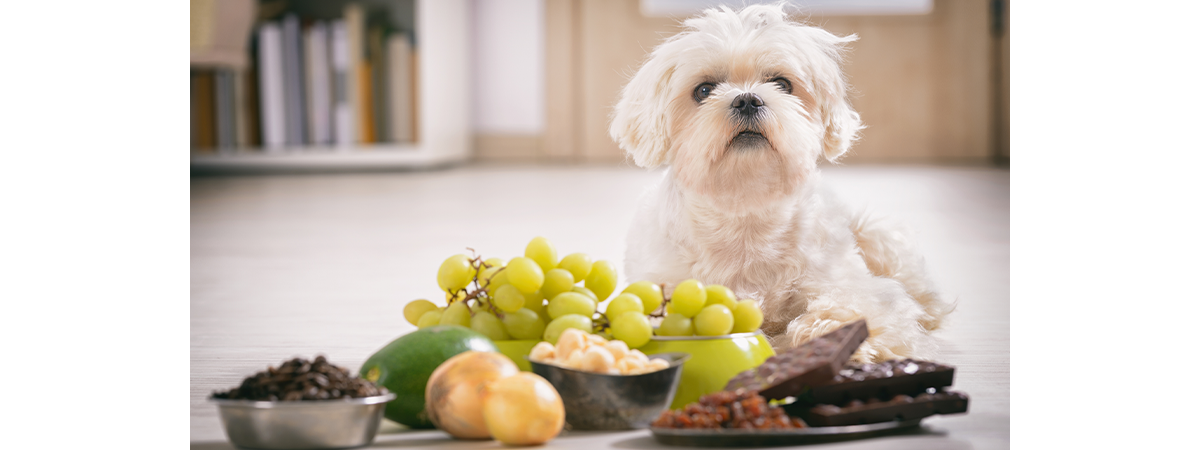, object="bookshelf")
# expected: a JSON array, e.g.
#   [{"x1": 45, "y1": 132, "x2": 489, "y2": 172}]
[{"x1": 190, "y1": 0, "x2": 470, "y2": 173}]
